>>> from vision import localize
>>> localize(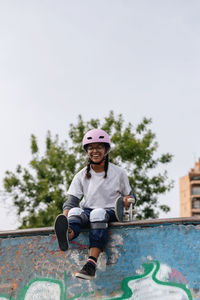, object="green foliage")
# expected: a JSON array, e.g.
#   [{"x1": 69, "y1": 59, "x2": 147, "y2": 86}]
[
  {"x1": 4, "y1": 132, "x2": 77, "y2": 228},
  {"x1": 3, "y1": 111, "x2": 173, "y2": 228}
]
